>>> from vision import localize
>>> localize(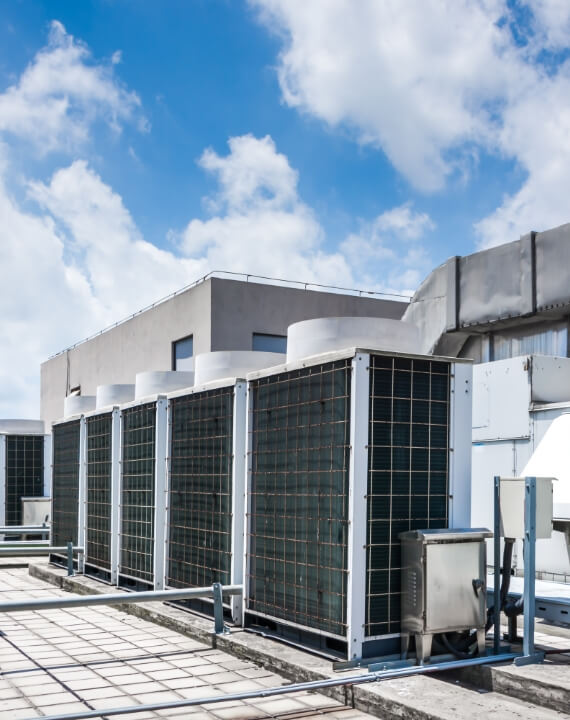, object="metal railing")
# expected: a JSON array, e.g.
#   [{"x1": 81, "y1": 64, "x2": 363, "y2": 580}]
[
  {"x1": 0, "y1": 542, "x2": 83, "y2": 577},
  {"x1": 48, "y1": 270, "x2": 412, "y2": 359},
  {"x1": 0, "y1": 525, "x2": 50, "y2": 535},
  {"x1": 0, "y1": 581, "x2": 241, "y2": 635}
]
